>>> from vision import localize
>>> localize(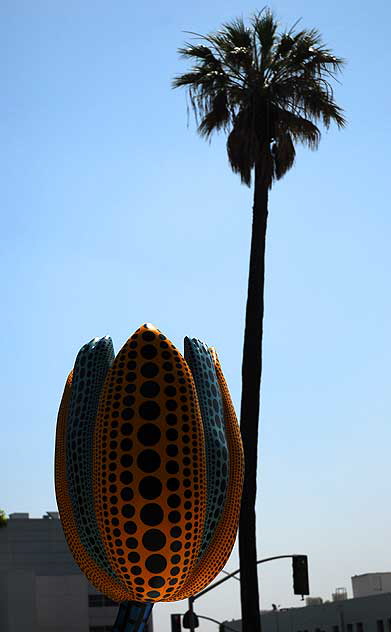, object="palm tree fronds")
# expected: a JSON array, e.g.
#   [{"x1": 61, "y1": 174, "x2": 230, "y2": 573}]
[
  {"x1": 173, "y1": 7, "x2": 346, "y2": 186},
  {"x1": 252, "y1": 9, "x2": 278, "y2": 67},
  {"x1": 227, "y1": 109, "x2": 257, "y2": 186},
  {"x1": 274, "y1": 108, "x2": 321, "y2": 148},
  {"x1": 178, "y1": 44, "x2": 216, "y2": 62},
  {"x1": 198, "y1": 91, "x2": 230, "y2": 138},
  {"x1": 272, "y1": 132, "x2": 296, "y2": 179},
  {"x1": 220, "y1": 17, "x2": 253, "y2": 50}
]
